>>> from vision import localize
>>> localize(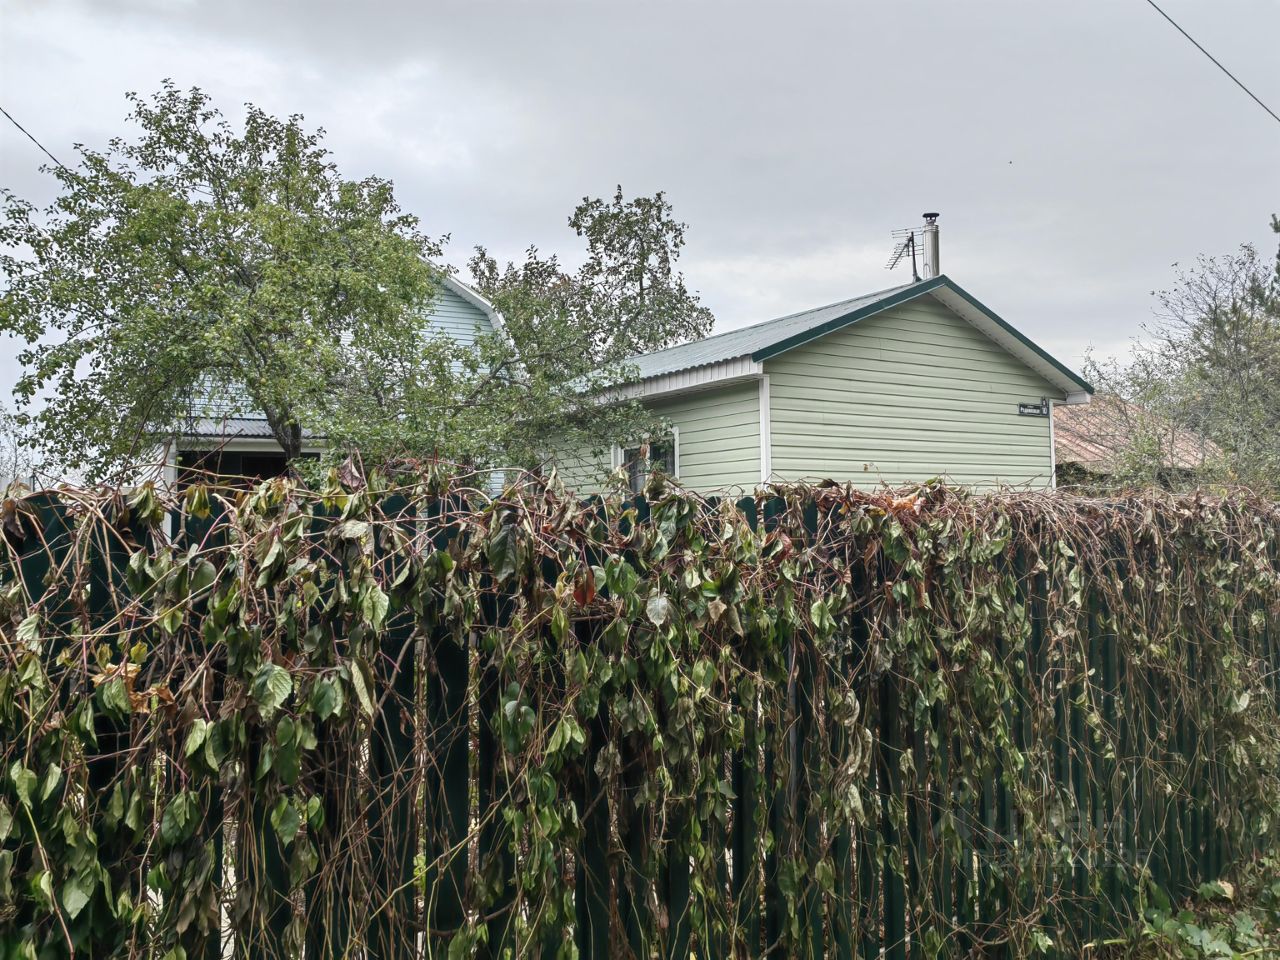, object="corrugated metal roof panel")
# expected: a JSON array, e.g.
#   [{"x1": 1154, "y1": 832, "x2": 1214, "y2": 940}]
[
  {"x1": 181, "y1": 418, "x2": 320, "y2": 441},
  {"x1": 625, "y1": 282, "x2": 917, "y2": 380}
]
